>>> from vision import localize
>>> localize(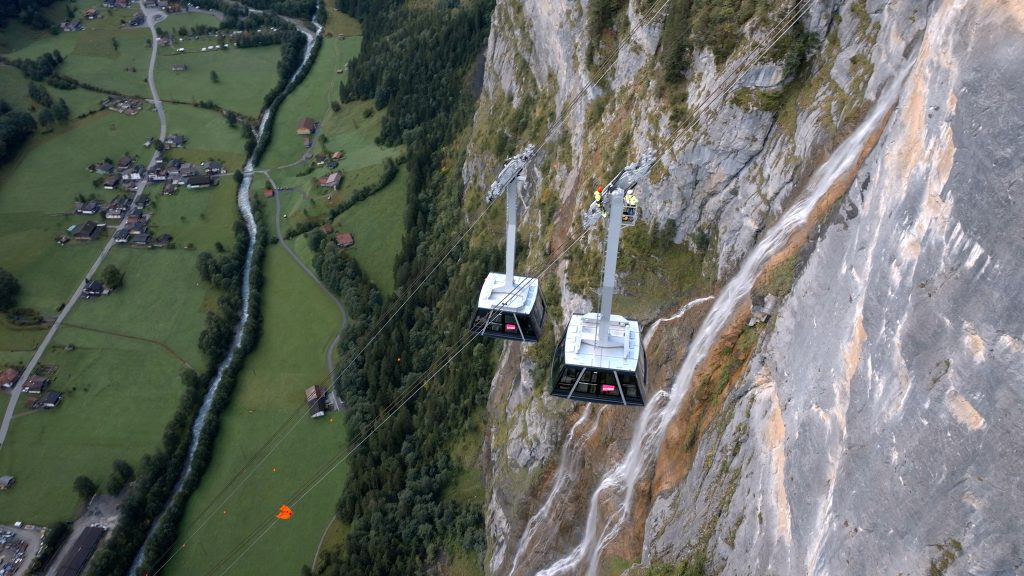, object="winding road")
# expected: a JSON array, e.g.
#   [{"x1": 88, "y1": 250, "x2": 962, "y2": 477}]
[
  {"x1": 258, "y1": 170, "x2": 348, "y2": 375},
  {"x1": 0, "y1": 5, "x2": 168, "y2": 448}
]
